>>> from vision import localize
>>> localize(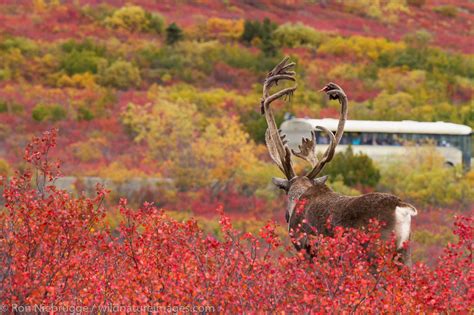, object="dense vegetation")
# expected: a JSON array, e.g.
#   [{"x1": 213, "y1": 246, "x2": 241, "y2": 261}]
[
  {"x1": 0, "y1": 1, "x2": 472, "y2": 307},
  {"x1": 0, "y1": 131, "x2": 471, "y2": 312}
]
